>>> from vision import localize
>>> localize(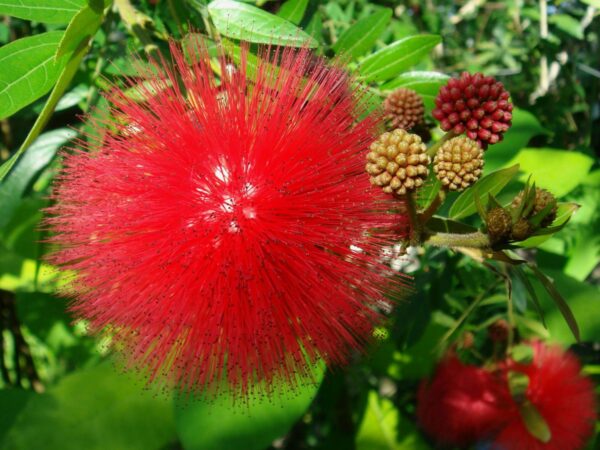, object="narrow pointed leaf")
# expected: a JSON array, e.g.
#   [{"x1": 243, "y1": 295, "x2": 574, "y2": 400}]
[
  {"x1": 449, "y1": 164, "x2": 520, "y2": 219},
  {"x1": 358, "y1": 35, "x2": 441, "y2": 83},
  {"x1": 529, "y1": 264, "x2": 580, "y2": 342},
  {"x1": 276, "y1": 0, "x2": 308, "y2": 25},
  {"x1": 332, "y1": 8, "x2": 392, "y2": 59}
]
